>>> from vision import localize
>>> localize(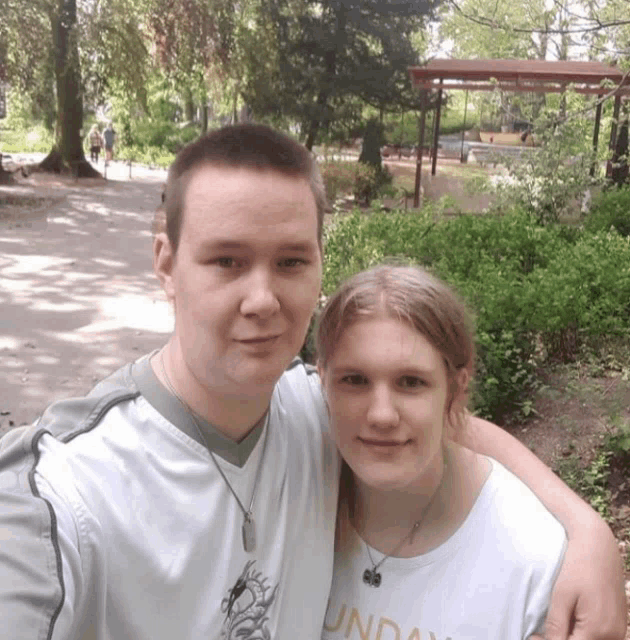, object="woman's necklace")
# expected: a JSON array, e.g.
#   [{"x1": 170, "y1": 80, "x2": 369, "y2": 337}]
[
  {"x1": 159, "y1": 350, "x2": 268, "y2": 553},
  {"x1": 360, "y1": 457, "x2": 447, "y2": 588}
]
